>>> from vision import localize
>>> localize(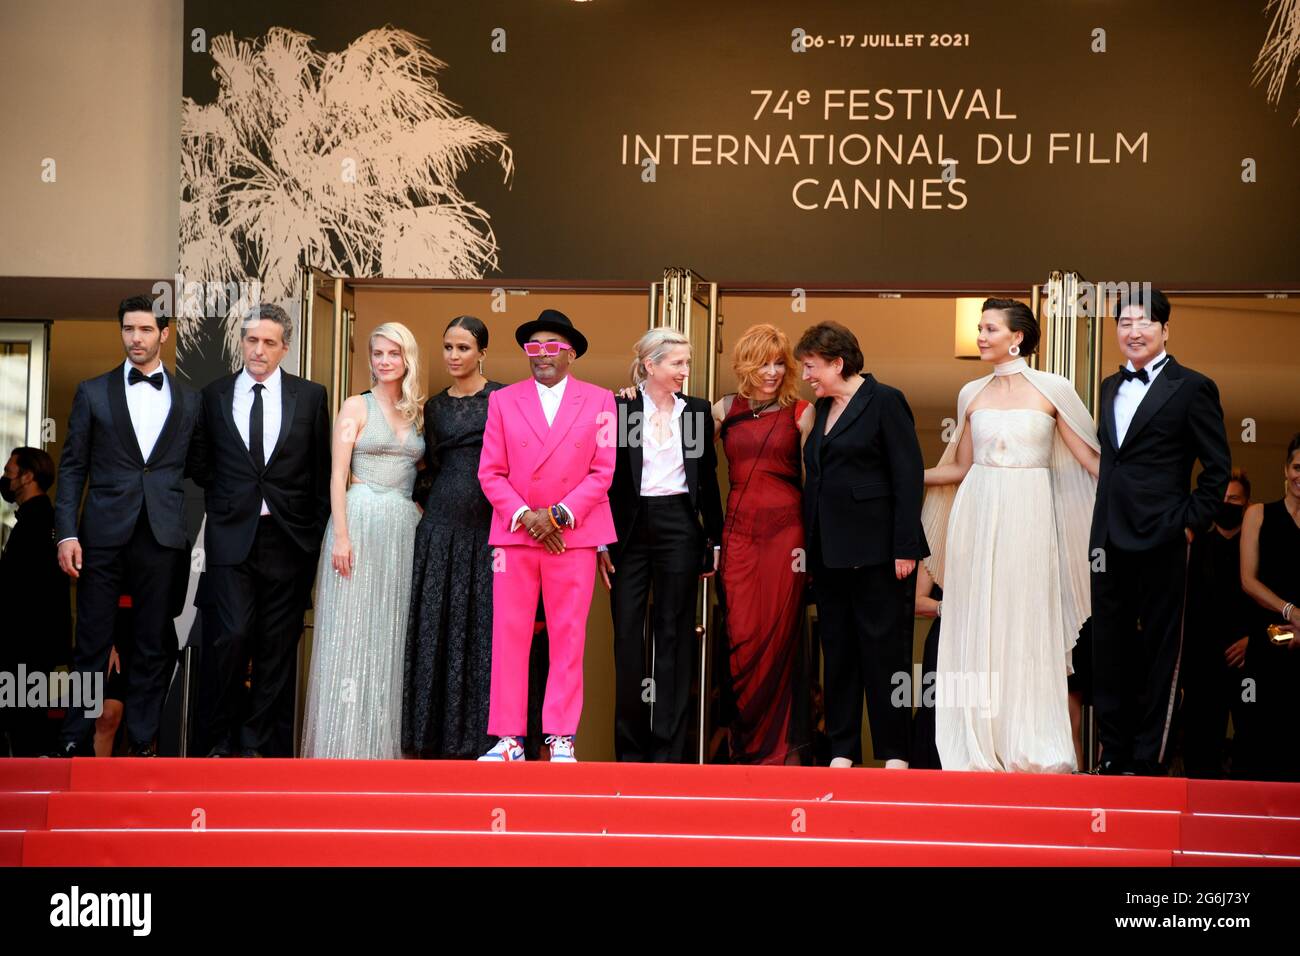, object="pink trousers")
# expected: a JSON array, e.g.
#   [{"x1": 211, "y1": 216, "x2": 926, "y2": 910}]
[{"x1": 486, "y1": 545, "x2": 597, "y2": 737}]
